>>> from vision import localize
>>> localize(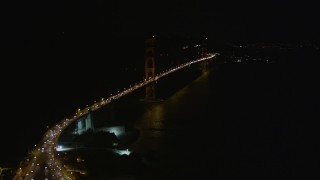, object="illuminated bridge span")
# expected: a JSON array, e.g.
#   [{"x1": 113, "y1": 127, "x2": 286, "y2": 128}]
[{"x1": 14, "y1": 53, "x2": 218, "y2": 180}]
